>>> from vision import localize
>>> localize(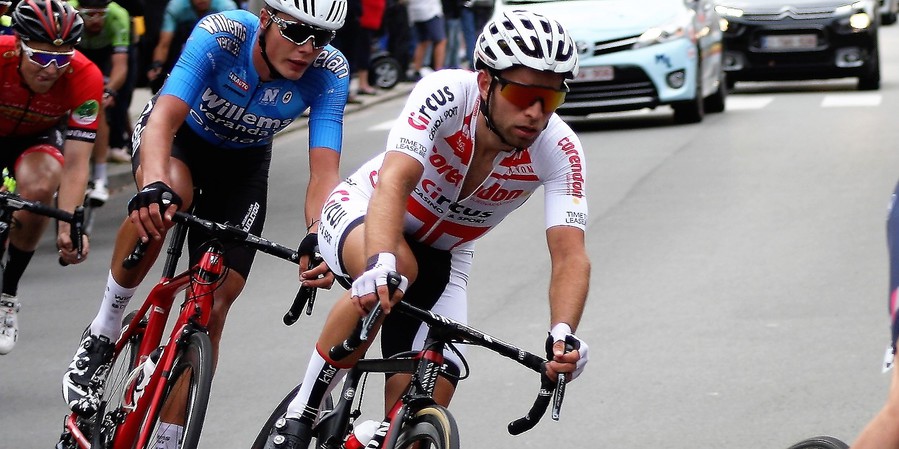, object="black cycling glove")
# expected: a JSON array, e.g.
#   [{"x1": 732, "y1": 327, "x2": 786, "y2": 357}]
[
  {"x1": 297, "y1": 232, "x2": 318, "y2": 258},
  {"x1": 127, "y1": 181, "x2": 183, "y2": 214}
]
